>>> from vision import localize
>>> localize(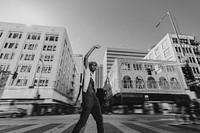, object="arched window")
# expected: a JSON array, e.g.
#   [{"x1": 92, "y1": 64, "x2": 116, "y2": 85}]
[
  {"x1": 122, "y1": 76, "x2": 132, "y2": 88},
  {"x1": 158, "y1": 77, "x2": 169, "y2": 89},
  {"x1": 170, "y1": 77, "x2": 180, "y2": 89},
  {"x1": 135, "y1": 76, "x2": 145, "y2": 89},
  {"x1": 147, "y1": 77, "x2": 157, "y2": 89}
]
